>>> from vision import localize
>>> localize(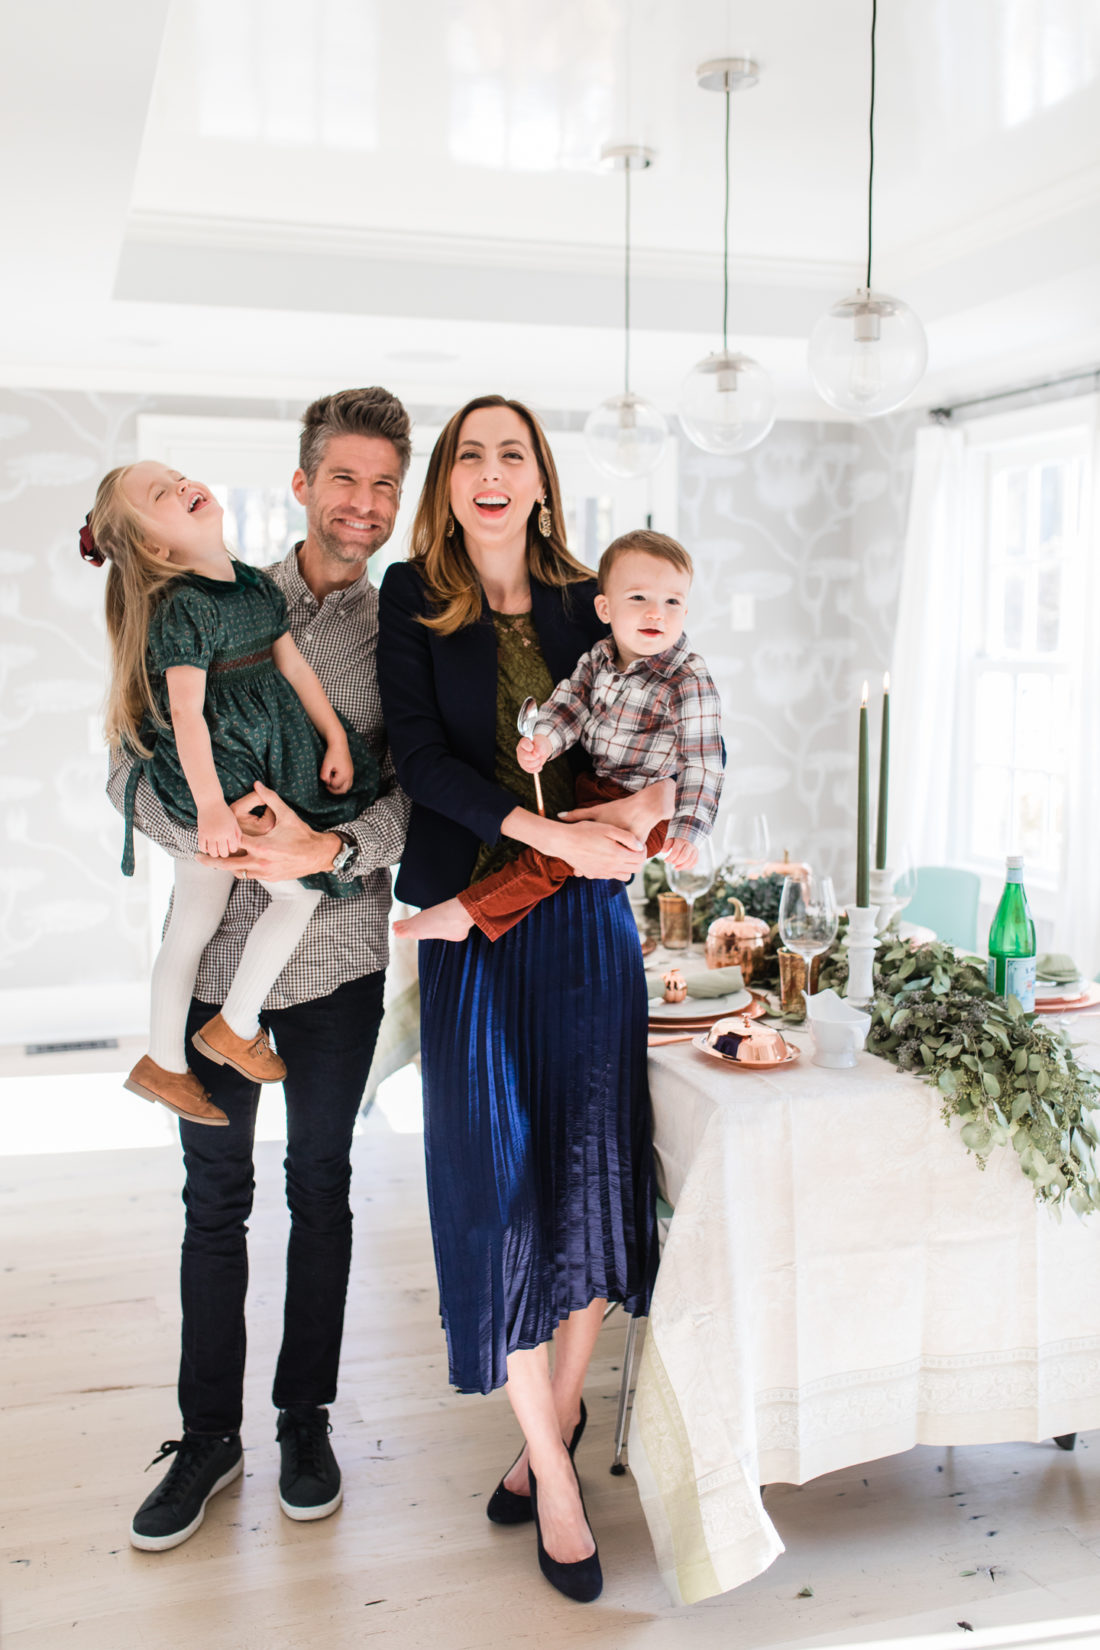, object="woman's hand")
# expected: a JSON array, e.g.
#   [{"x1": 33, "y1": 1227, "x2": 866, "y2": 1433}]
[
  {"x1": 548, "y1": 819, "x2": 646, "y2": 881},
  {"x1": 559, "y1": 777, "x2": 675, "y2": 844},
  {"x1": 321, "y1": 736, "x2": 354, "y2": 794},
  {"x1": 197, "y1": 800, "x2": 243, "y2": 859}
]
